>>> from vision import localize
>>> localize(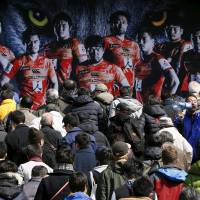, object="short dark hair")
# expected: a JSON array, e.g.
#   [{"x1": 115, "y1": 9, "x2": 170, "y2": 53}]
[
  {"x1": 20, "y1": 96, "x2": 33, "y2": 109},
  {"x1": 123, "y1": 159, "x2": 144, "y2": 179},
  {"x1": 1, "y1": 89, "x2": 13, "y2": 100},
  {"x1": 10, "y1": 110, "x2": 25, "y2": 124},
  {"x1": 63, "y1": 80, "x2": 77, "y2": 90},
  {"x1": 22, "y1": 28, "x2": 39, "y2": 44},
  {"x1": 69, "y1": 172, "x2": 88, "y2": 193},
  {"x1": 75, "y1": 133, "x2": 90, "y2": 149},
  {"x1": 119, "y1": 86, "x2": 131, "y2": 97},
  {"x1": 63, "y1": 113, "x2": 79, "y2": 127},
  {"x1": 162, "y1": 143, "x2": 178, "y2": 165},
  {"x1": 28, "y1": 128, "x2": 44, "y2": 144},
  {"x1": 56, "y1": 146, "x2": 73, "y2": 164},
  {"x1": 0, "y1": 160, "x2": 18, "y2": 173},
  {"x1": 133, "y1": 176, "x2": 153, "y2": 197},
  {"x1": 186, "y1": 94, "x2": 198, "y2": 101},
  {"x1": 85, "y1": 35, "x2": 103, "y2": 49},
  {"x1": 179, "y1": 187, "x2": 200, "y2": 200},
  {"x1": 0, "y1": 142, "x2": 7, "y2": 159},
  {"x1": 138, "y1": 27, "x2": 156, "y2": 40},
  {"x1": 109, "y1": 10, "x2": 130, "y2": 24},
  {"x1": 78, "y1": 87, "x2": 90, "y2": 96},
  {"x1": 26, "y1": 144, "x2": 43, "y2": 158},
  {"x1": 31, "y1": 165, "x2": 48, "y2": 177},
  {"x1": 95, "y1": 146, "x2": 113, "y2": 165},
  {"x1": 53, "y1": 12, "x2": 72, "y2": 28}
]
